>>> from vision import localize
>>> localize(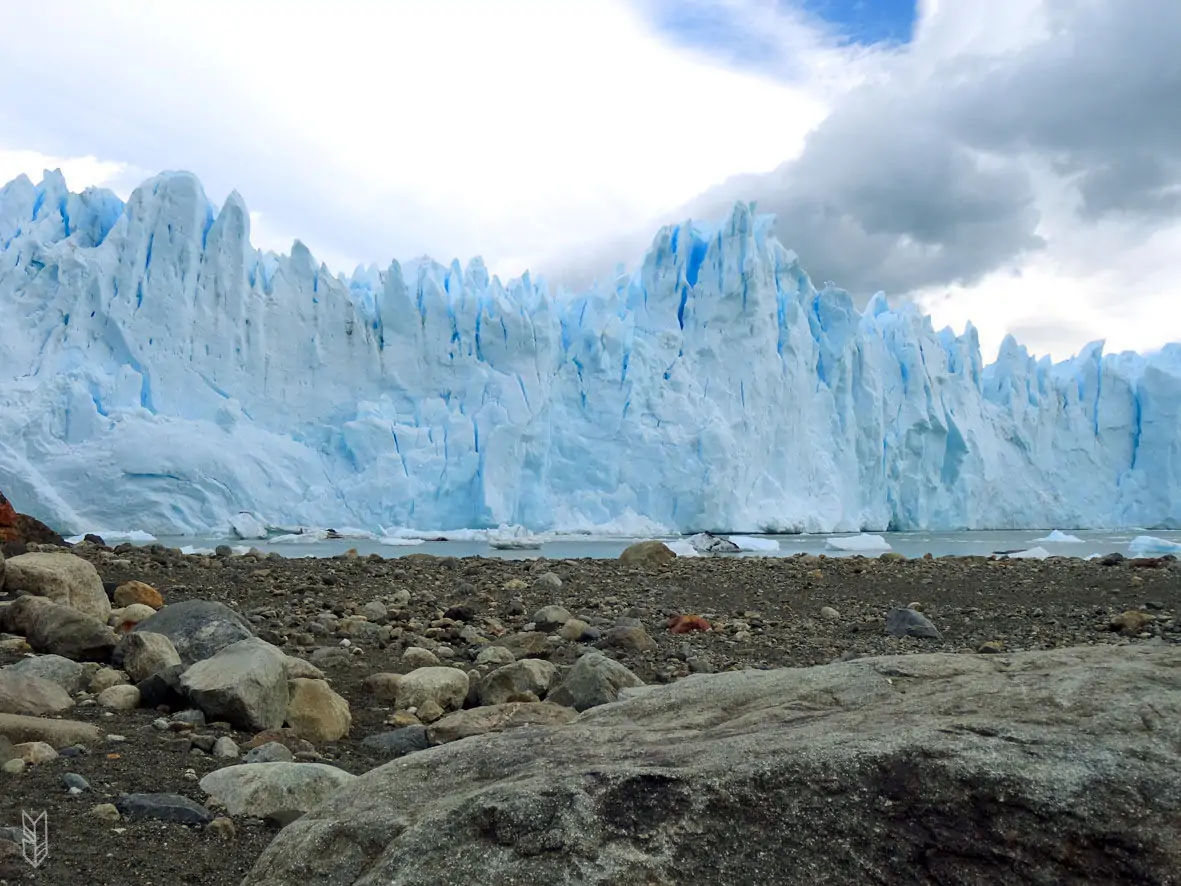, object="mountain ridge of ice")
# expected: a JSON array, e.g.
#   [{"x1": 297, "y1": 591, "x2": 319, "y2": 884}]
[{"x1": 1, "y1": 169, "x2": 1179, "y2": 536}]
